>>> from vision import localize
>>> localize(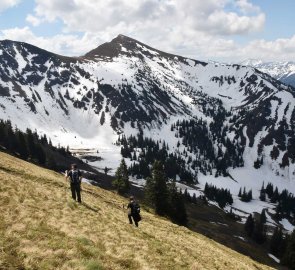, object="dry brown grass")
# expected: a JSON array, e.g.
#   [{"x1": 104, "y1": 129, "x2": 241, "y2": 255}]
[{"x1": 0, "y1": 152, "x2": 274, "y2": 270}]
